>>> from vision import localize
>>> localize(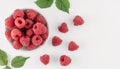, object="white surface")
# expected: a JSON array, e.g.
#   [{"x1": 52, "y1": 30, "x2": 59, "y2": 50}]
[{"x1": 0, "y1": 0, "x2": 120, "y2": 69}]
